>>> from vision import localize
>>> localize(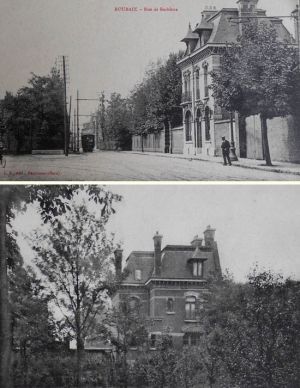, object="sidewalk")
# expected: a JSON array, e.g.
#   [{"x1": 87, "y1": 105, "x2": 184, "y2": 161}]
[{"x1": 128, "y1": 151, "x2": 300, "y2": 177}]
